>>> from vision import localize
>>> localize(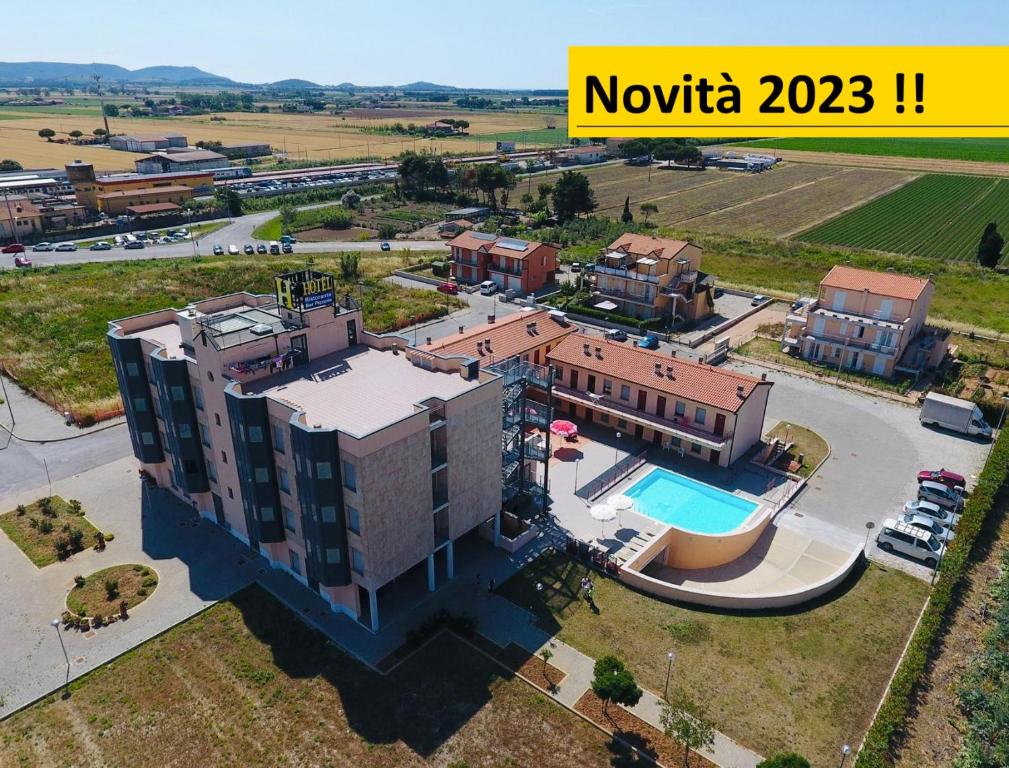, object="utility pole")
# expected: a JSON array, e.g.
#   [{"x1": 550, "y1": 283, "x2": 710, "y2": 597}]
[
  {"x1": 835, "y1": 333, "x2": 852, "y2": 384},
  {"x1": 93, "y1": 74, "x2": 110, "y2": 138}
]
